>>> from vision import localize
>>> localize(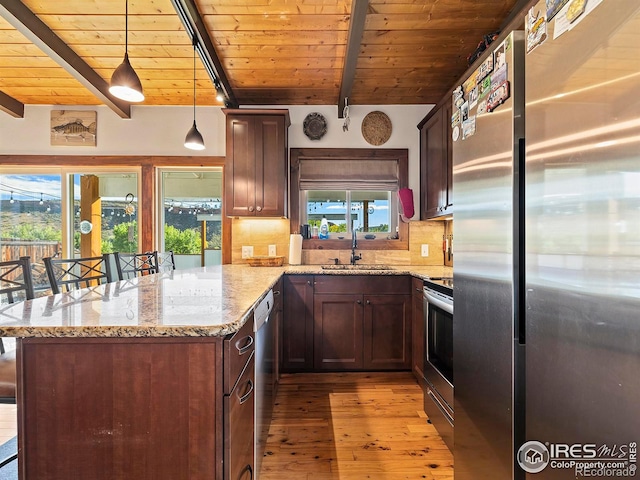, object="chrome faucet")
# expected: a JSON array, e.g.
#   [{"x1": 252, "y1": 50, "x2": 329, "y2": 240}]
[{"x1": 350, "y1": 227, "x2": 362, "y2": 265}]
